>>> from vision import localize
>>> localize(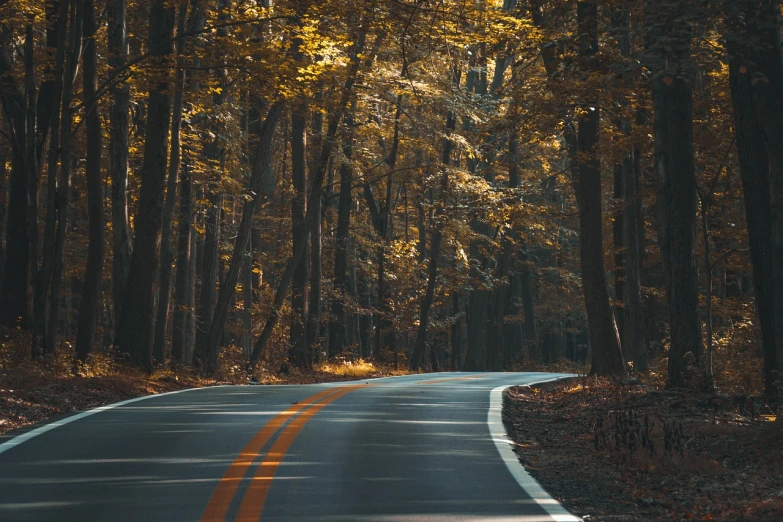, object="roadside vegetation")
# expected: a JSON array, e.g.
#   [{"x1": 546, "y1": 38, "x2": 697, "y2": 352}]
[
  {"x1": 506, "y1": 375, "x2": 783, "y2": 521},
  {"x1": 1, "y1": 337, "x2": 404, "y2": 436}
]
